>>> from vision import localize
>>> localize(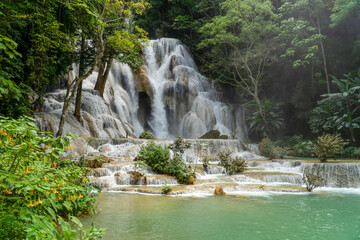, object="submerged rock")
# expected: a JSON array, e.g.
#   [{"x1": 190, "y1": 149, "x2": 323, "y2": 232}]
[{"x1": 214, "y1": 187, "x2": 226, "y2": 195}]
